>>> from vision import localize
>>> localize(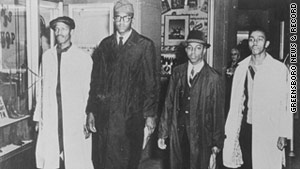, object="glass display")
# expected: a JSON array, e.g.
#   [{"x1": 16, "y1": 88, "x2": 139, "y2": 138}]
[{"x1": 0, "y1": 1, "x2": 28, "y2": 120}]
